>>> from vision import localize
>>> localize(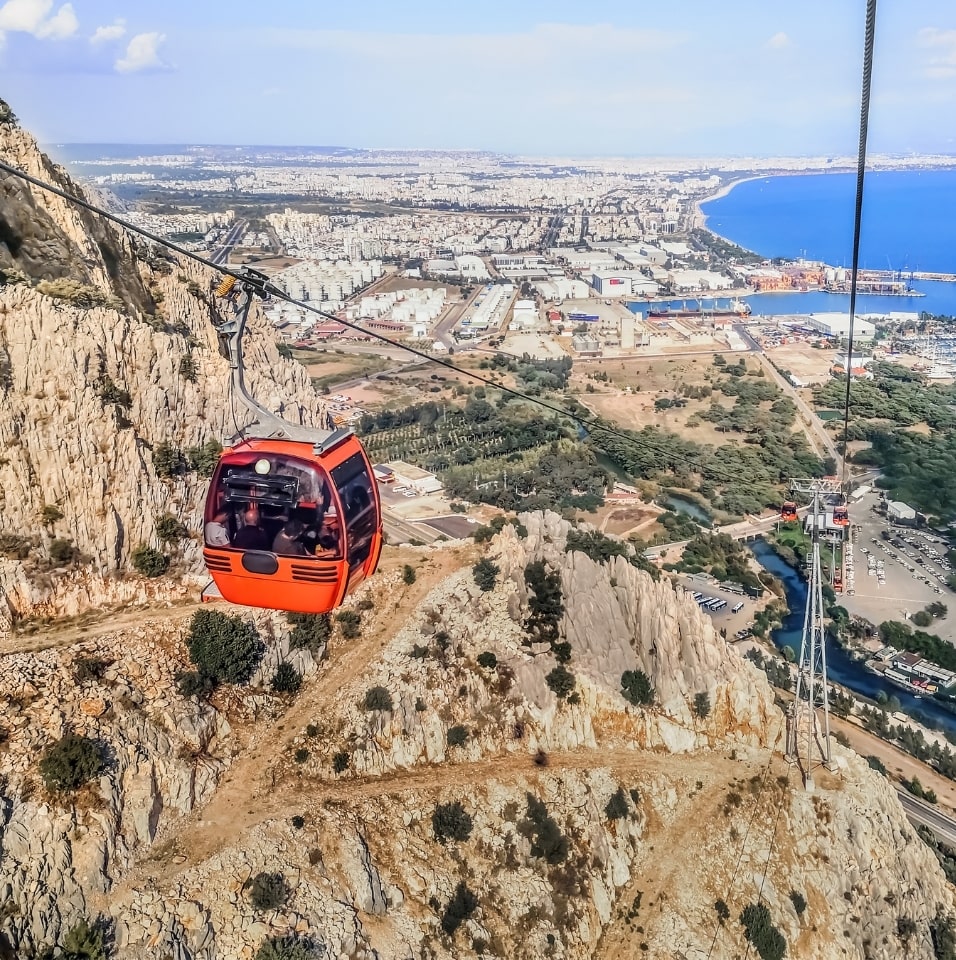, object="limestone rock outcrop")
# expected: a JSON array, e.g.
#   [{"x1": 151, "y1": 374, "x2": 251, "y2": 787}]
[{"x1": 0, "y1": 99, "x2": 324, "y2": 623}]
